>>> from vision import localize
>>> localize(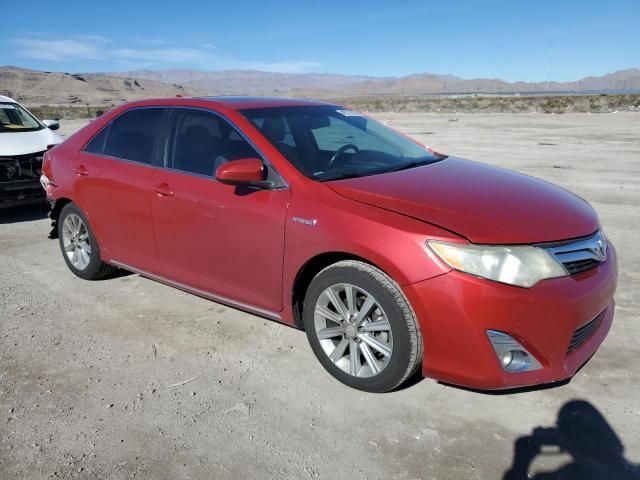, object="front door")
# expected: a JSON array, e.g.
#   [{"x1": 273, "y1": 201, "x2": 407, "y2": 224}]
[{"x1": 150, "y1": 108, "x2": 290, "y2": 312}]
